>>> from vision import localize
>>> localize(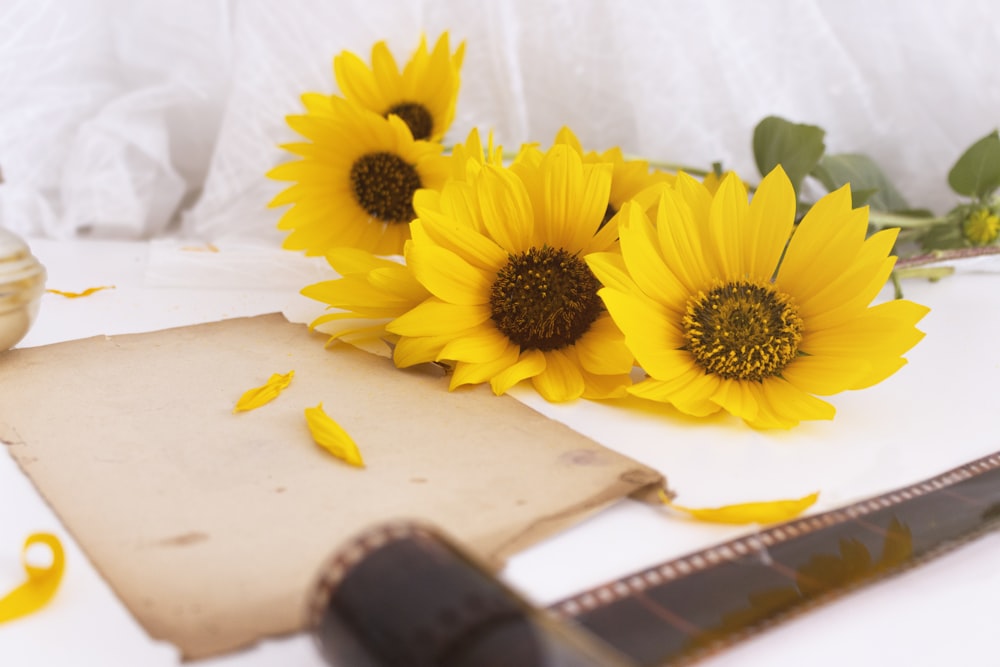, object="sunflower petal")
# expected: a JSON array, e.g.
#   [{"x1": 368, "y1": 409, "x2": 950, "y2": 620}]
[
  {"x1": 780, "y1": 355, "x2": 871, "y2": 396},
  {"x1": 334, "y1": 50, "x2": 384, "y2": 111},
  {"x1": 598, "y1": 288, "x2": 687, "y2": 378},
  {"x1": 707, "y1": 172, "x2": 750, "y2": 280},
  {"x1": 654, "y1": 184, "x2": 713, "y2": 293},
  {"x1": 387, "y1": 299, "x2": 490, "y2": 337},
  {"x1": 777, "y1": 185, "x2": 869, "y2": 299},
  {"x1": 665, "y1": 491, "x2": 819, "y2": 525},
  {"x1": 751, "y1": 378, "x2": 836, "y2": 428},
  {"x1": 796, "y1": 228, "x2": 899, "y2": 326},
  {"x1": 450, "y1": 345, "x2": 521, "y2": 390},
  {"x1": 233, "y1": 371, "x2": 295, "y2": 413},
  {"x1": 710, "y1": 379, "x2": 759, "y2": 423},
  {"x1": 531, "y1": 349, "x2": 586, "y2": 402},
  {"x1": 324, "y1": 247, "x2": 401, "y2": 276},
  {"x1": 406, "y1": 240, "x2": 492, "y2": 306},
  {"x1": 746, "y1": 166, "x2": 796, "y2": 279},
  {"x1": 392, "y1": 334, "x2": 453, "y2": 367},
  {"x1": 628, "y1": 372, "x2": 723, "y2": 417},
  {"x1": 586, "y1": 251, "x2": 642, "y2": 295},
  {"x1": 46, "y1": 285, "x2": 115, "y2": 299},
  {"x1": 477, "y1": 165, "x2": 535, "y2": 253},
  {"x1": 618, "y1": 202, "x2": 689, "y2": 310},
  {"x1": 304, "y1": 403, "x2": 365, "y2": 467},
  {"x1": 411, "y1": 217, "x2": 507, "y2": 272},
  {"x1": 437, "y1": 326, "x2": 513, "y2": 364},
  {"x1": 574, "y1": 316, "x2": 634, "y2": 375},
  {"x1": 490, "y1": 349, "x2": 546, "y2": 396}
]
